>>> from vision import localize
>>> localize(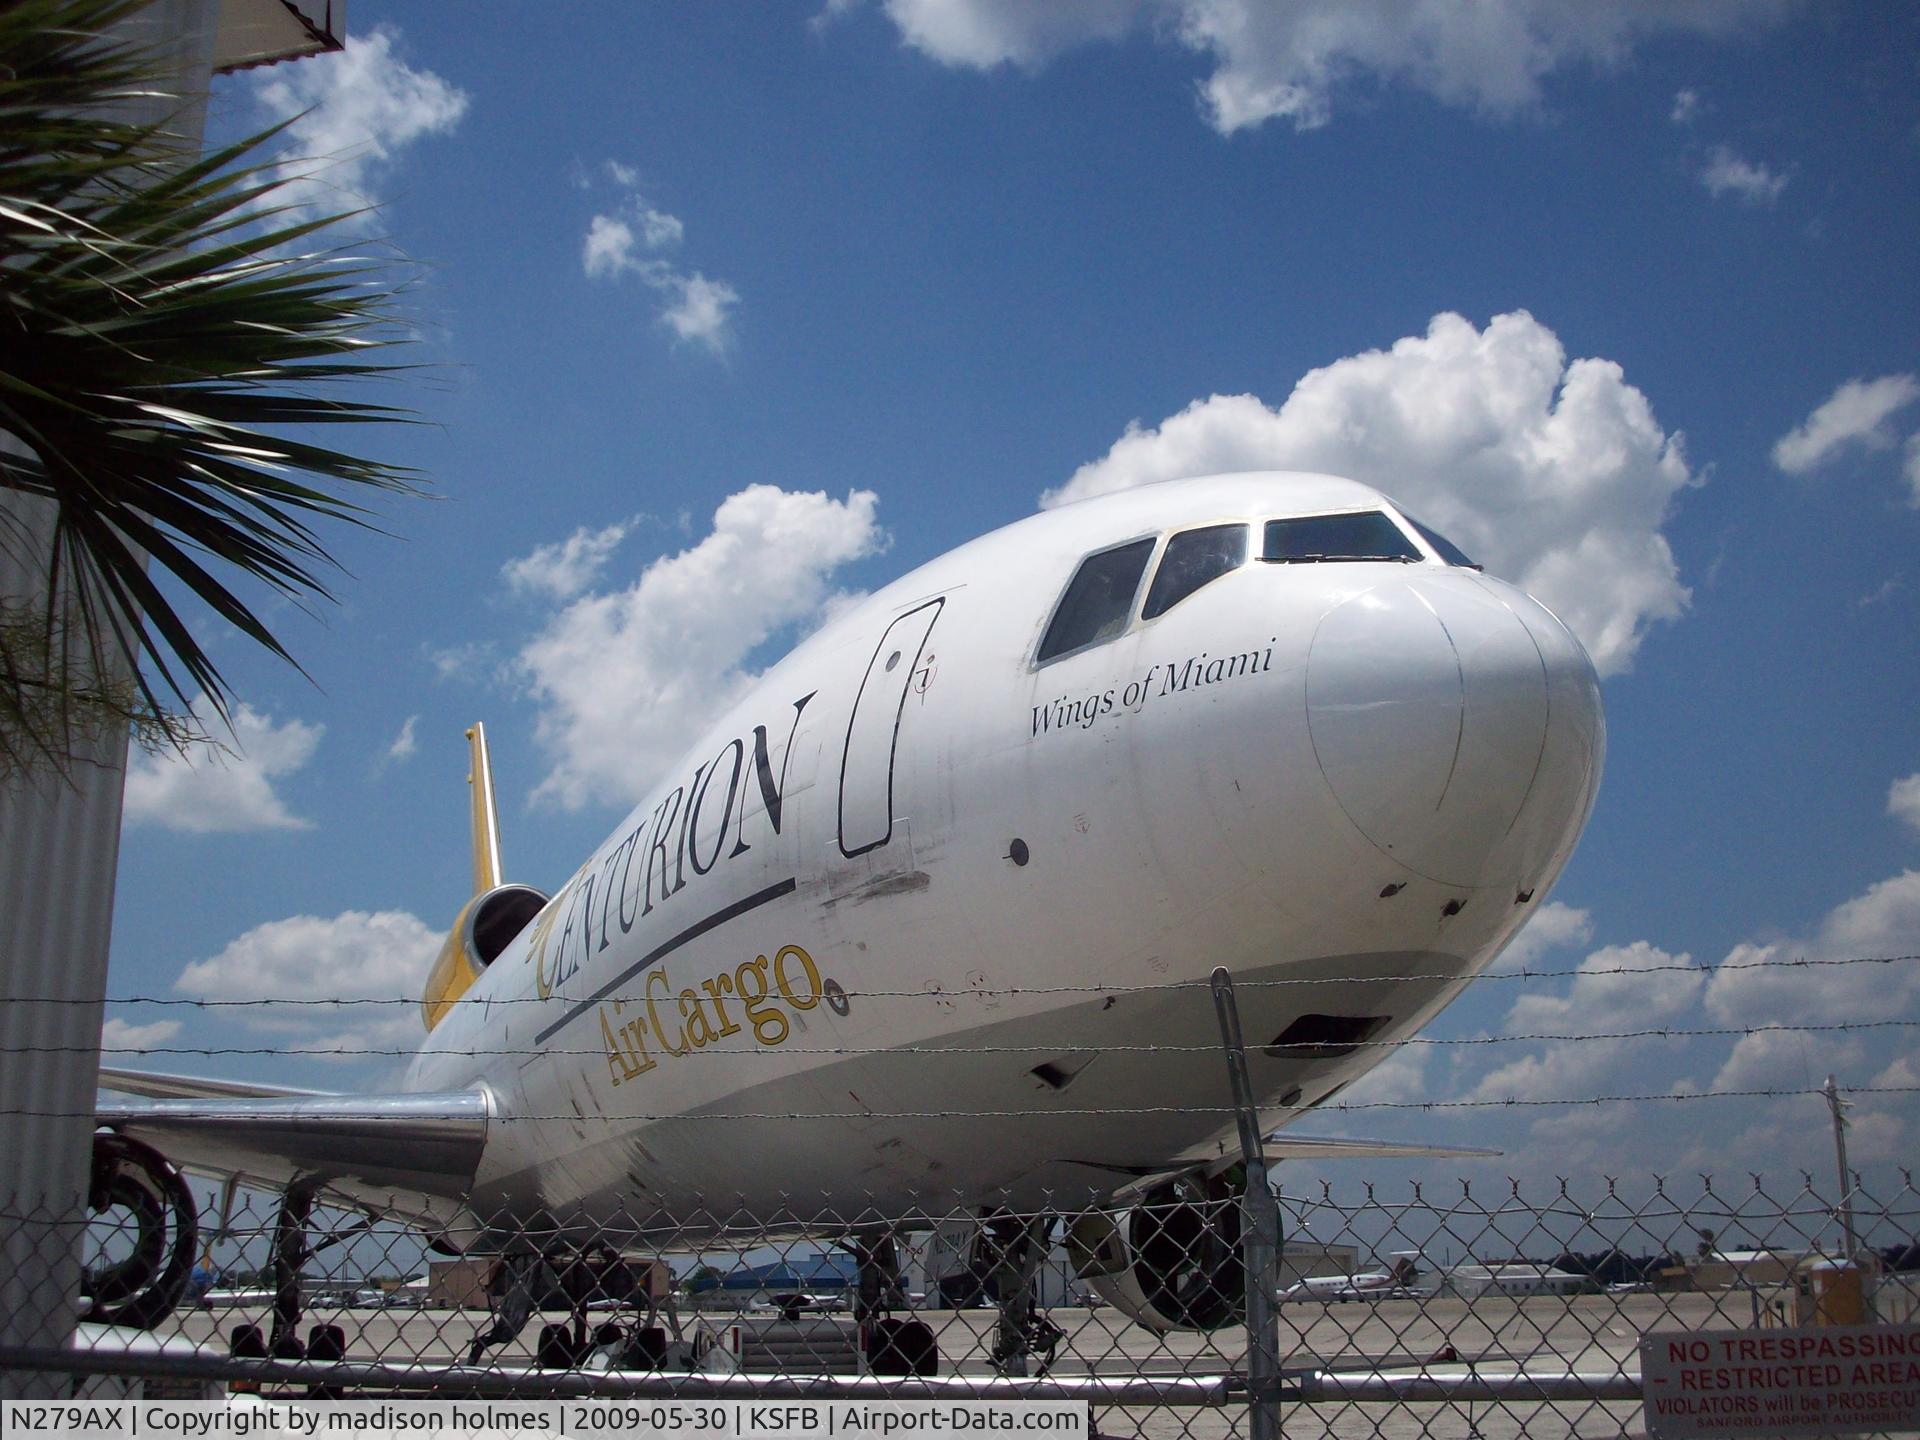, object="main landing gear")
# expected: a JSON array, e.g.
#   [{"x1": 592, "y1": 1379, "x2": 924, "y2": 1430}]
[
  {"x1": 977, "y1": 1212, "x2": 1063, "y2": 1376},
  {"x1": 843, "y1": 1232, "x2": 938, "y2": 1377},
  {"x1": 223, "y1": 1182, "x2": 373, "y2": 1383},
  {"x1": 467, "y1": 1245, "x2": 669, "y2": 1370}
]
